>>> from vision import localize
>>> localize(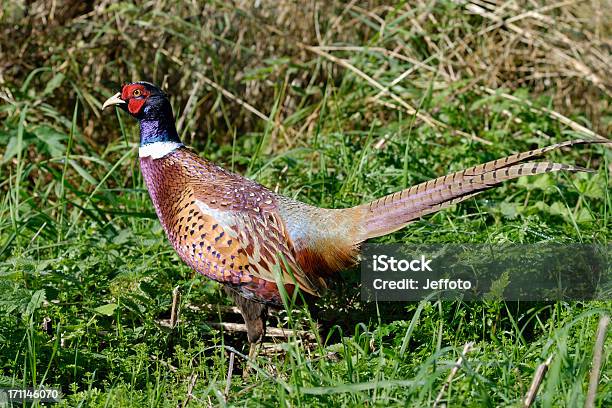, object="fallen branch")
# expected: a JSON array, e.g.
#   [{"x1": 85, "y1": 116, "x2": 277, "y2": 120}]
[{"x1": 207, "y1": 322, "x2": 316, "y2": 340}]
